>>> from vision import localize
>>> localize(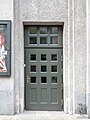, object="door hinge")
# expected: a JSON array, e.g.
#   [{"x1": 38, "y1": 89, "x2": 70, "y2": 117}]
[
  {"x1": 61, "y1": 99, "x2": 64, "y2": 105},
  {"x1": 61, "y1": 68, "x2": 63, "y2": 74},
  {"x1": 61, "y1": 84, "x2": 63, "y2": 89},
  {"x1": 61, "y1": 55, "x2": 63, "y2": 61}
]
